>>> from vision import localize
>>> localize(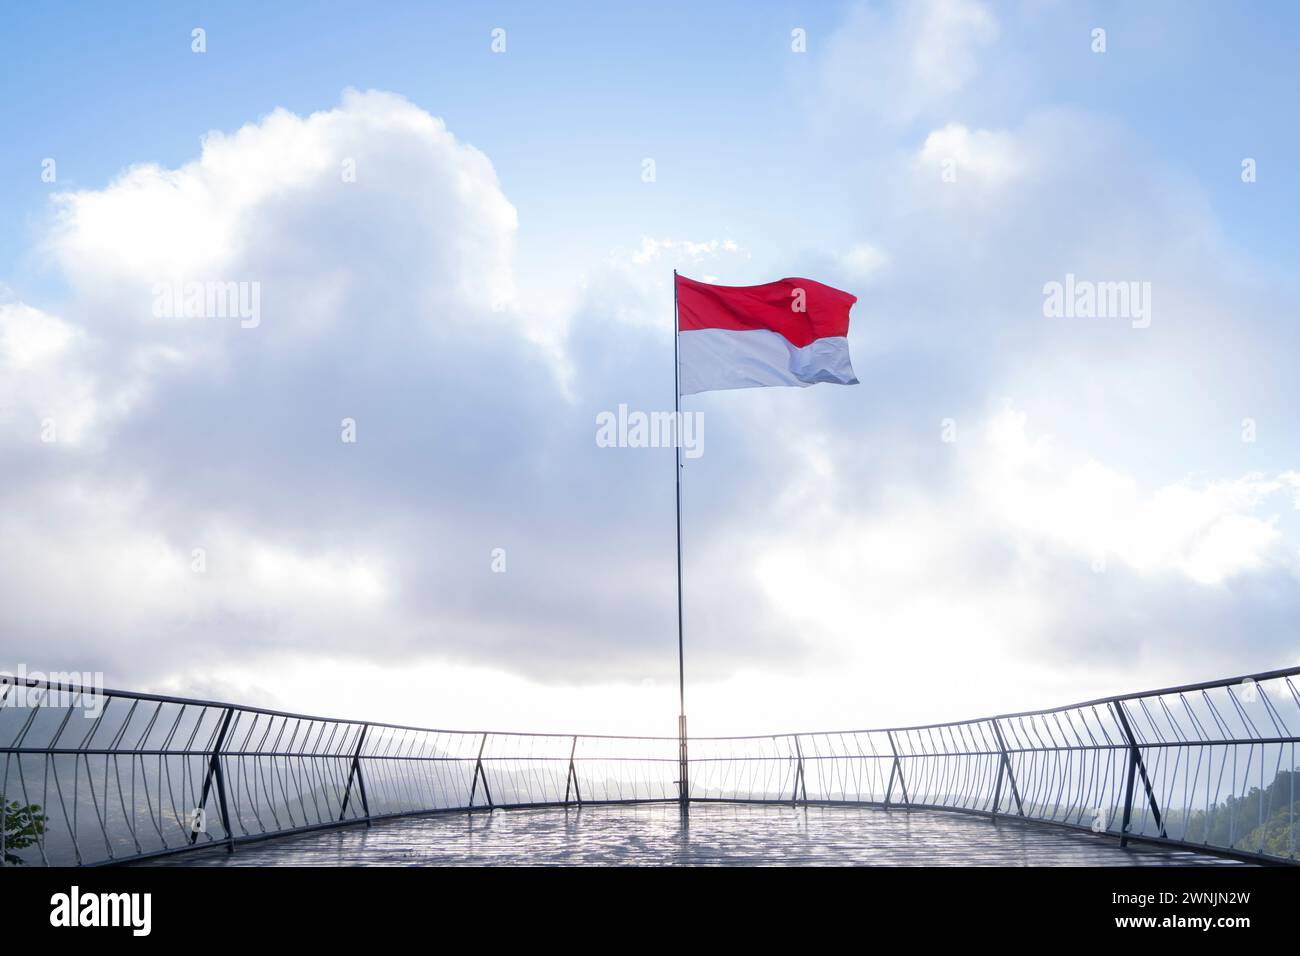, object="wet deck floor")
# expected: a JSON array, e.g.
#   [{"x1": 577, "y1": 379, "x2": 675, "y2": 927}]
[{"x1": 148, "y1": 803, "x2": 1246, "y2": 866}]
